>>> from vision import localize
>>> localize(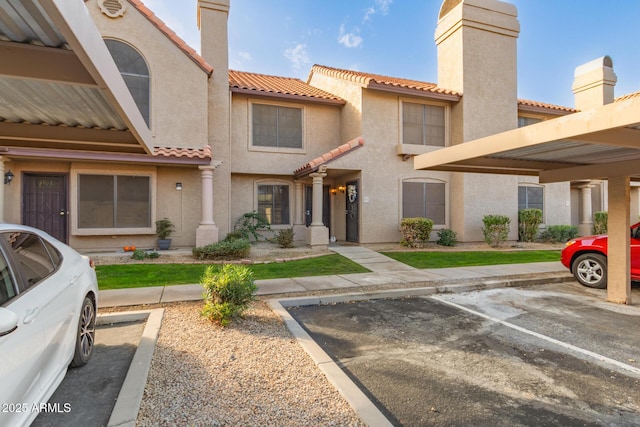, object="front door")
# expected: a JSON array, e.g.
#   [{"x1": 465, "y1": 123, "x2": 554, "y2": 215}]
[
  {"x1": 22, "y1": 174, "x2": 68, "y2": 243},
  {"x1": 346, "y1": 180, "x2": 359, "y2": 242}
]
